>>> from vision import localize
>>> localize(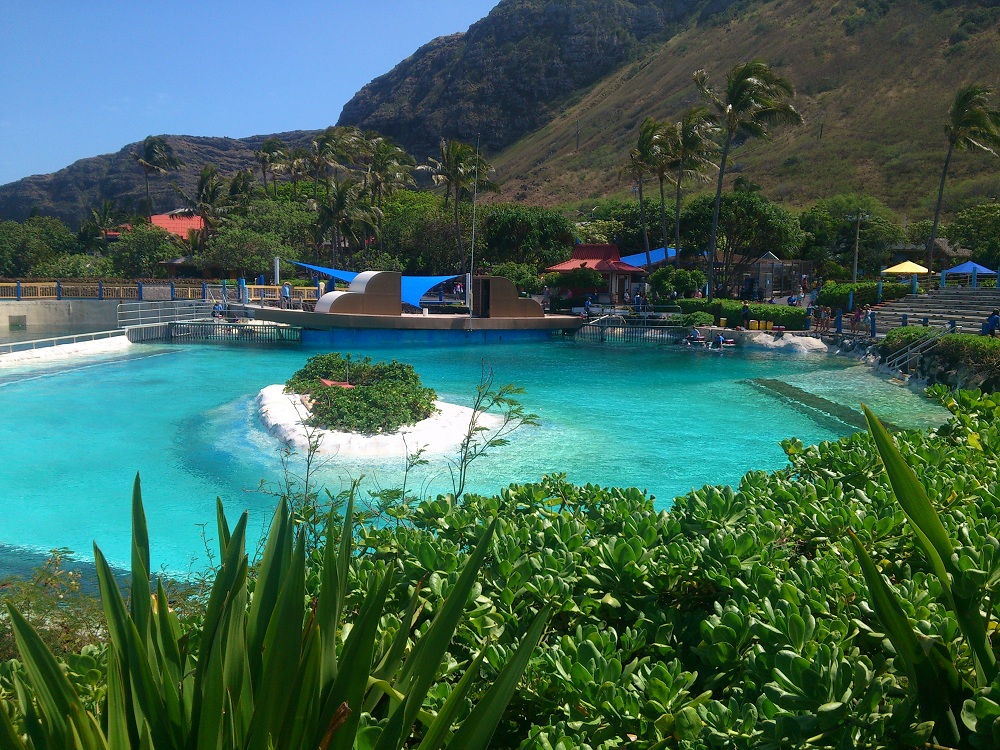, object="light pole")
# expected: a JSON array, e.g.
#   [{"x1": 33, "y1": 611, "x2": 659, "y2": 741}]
[{"x1": 851, "y1": 211, "x2": 869, "y2": 284}]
